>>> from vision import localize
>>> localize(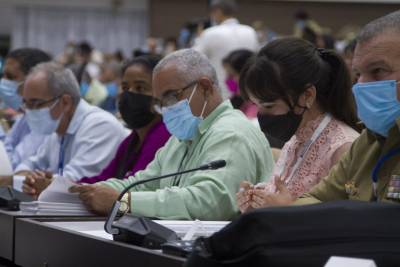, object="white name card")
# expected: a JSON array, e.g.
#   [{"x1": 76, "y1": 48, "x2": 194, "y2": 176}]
[{"x1": 325, "y1": 256, "x2": 377, "y2": 267}]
